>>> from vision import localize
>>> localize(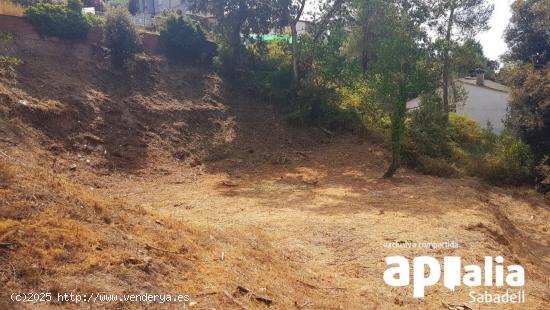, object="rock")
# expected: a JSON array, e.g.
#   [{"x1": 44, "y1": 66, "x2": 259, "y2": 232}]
[{"x1": 69, "y1": 164, "x2": 77, "y2": 171}]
